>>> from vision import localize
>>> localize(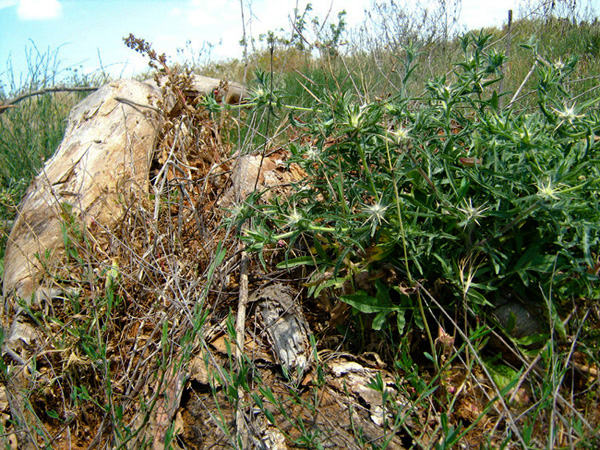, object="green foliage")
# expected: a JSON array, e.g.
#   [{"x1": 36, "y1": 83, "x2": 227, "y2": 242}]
[{"x1": 242, "y1": 32, "x2": 600, "y2": 331}]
